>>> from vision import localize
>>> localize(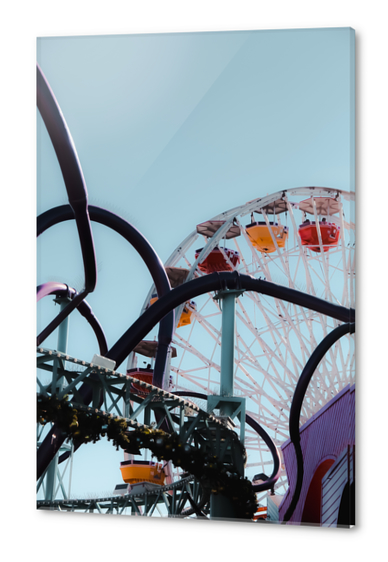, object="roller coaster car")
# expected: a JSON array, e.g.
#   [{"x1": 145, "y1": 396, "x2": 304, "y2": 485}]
[
  {"x1": 298, "y1": 220, "x2": 340, "y2": 252},
  {"x1": 195, "y1": 247, "x2": 240, "y2": 274},
  {"x1": 245, "y1": 222, "x2": 289, "y2": 253},
  {"x1": 126, "y1": 367, "x2": 154, "y2": 396},
  {"x1": 120, "y1": 460, "x2": 166, "y2": 486}
]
